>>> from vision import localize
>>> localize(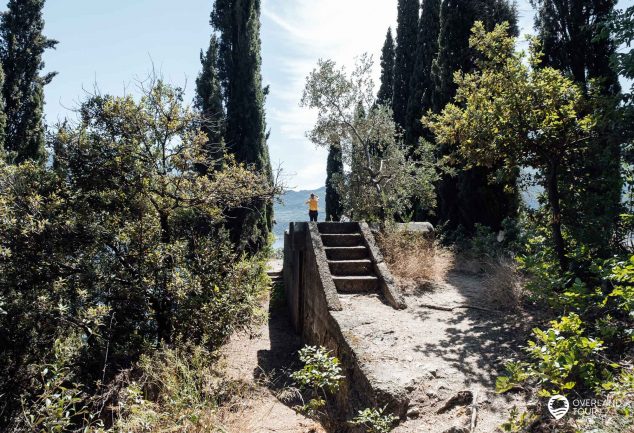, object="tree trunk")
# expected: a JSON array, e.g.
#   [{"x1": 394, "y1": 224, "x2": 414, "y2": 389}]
[
  {"x1": 156, "y1": 209, "x2": 173, "y2": 344},
  {"x1": 545, "y1": 161, "x2": 567, "y2": 272}
]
